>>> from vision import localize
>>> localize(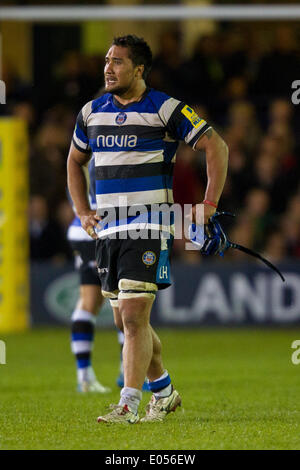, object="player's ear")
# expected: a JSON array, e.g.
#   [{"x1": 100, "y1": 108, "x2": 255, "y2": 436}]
[{"x1": 136, "y1": 64, "x2": 144, "y2": 79}]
